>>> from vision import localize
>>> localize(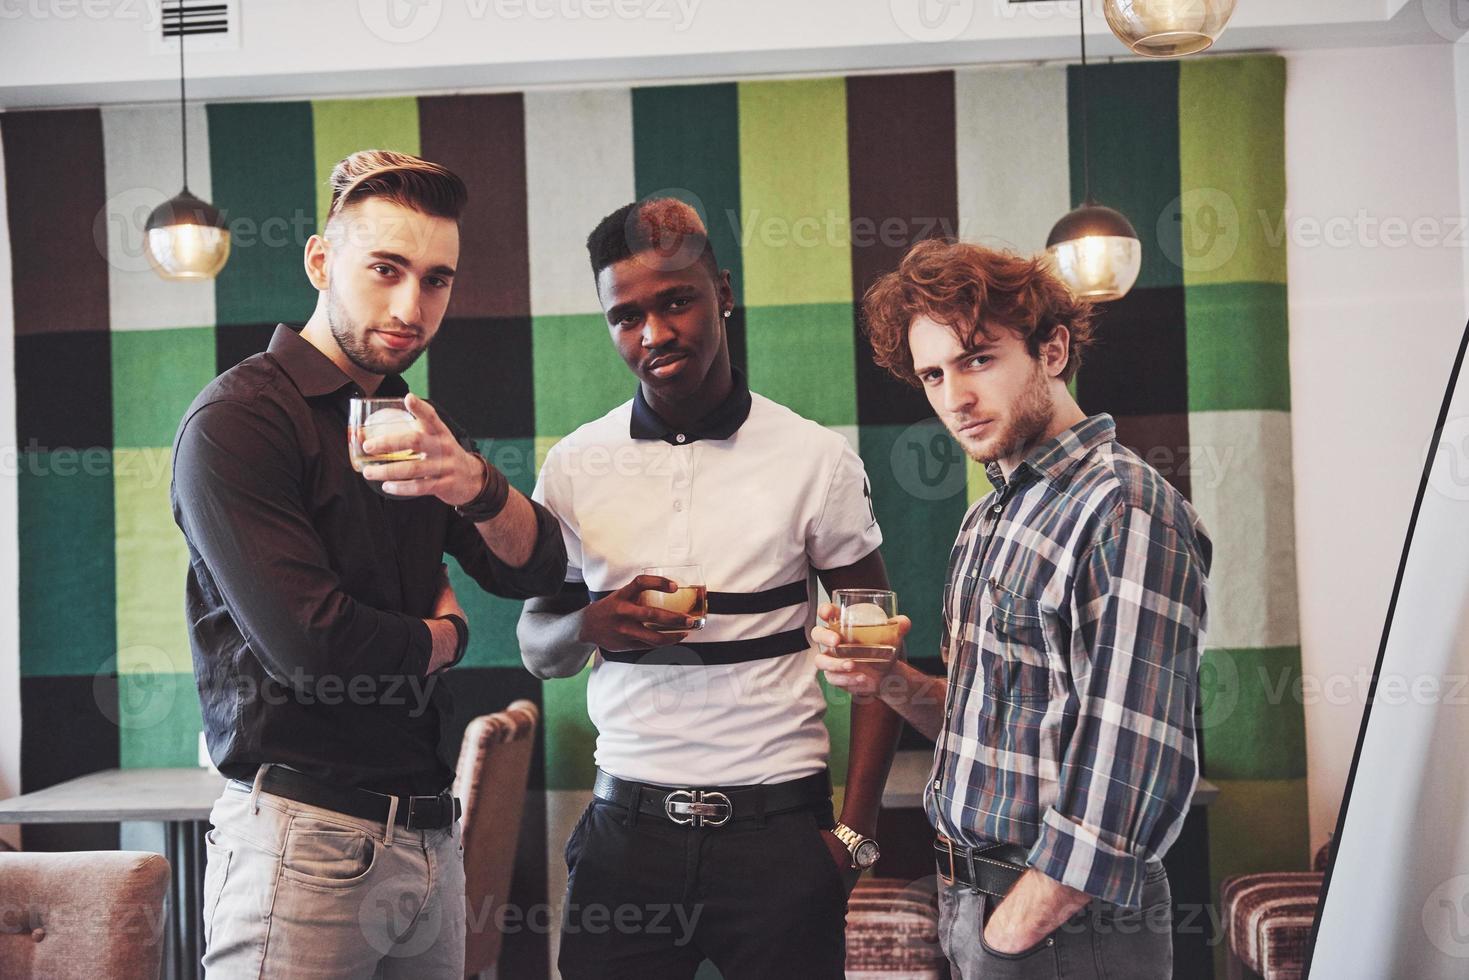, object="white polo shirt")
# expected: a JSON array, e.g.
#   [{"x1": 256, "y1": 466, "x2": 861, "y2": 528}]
[{"x1": 531, "y1": 377, "x2": 883, "y2": 787}]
